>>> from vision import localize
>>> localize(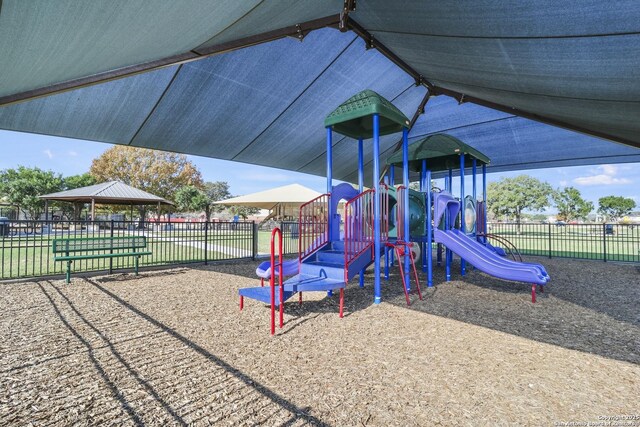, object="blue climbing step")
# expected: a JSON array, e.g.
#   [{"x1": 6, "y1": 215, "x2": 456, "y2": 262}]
[
  {"x1": 283, "y1": 274, "x2": 345, "y2": 292},
  {"x1": 238, "y1": 286, "x2": 295, "y2": 305}
]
